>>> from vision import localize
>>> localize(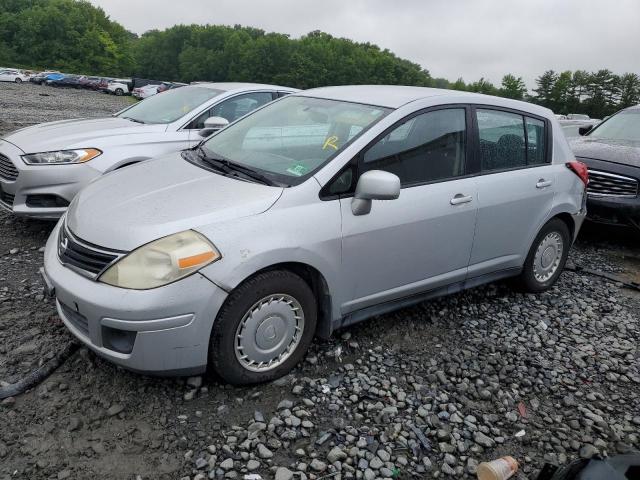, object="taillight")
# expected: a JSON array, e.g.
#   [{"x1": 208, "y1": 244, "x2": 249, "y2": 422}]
[{"x1": 566, "y1": 161, "x2": 589, "y2": 186}]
